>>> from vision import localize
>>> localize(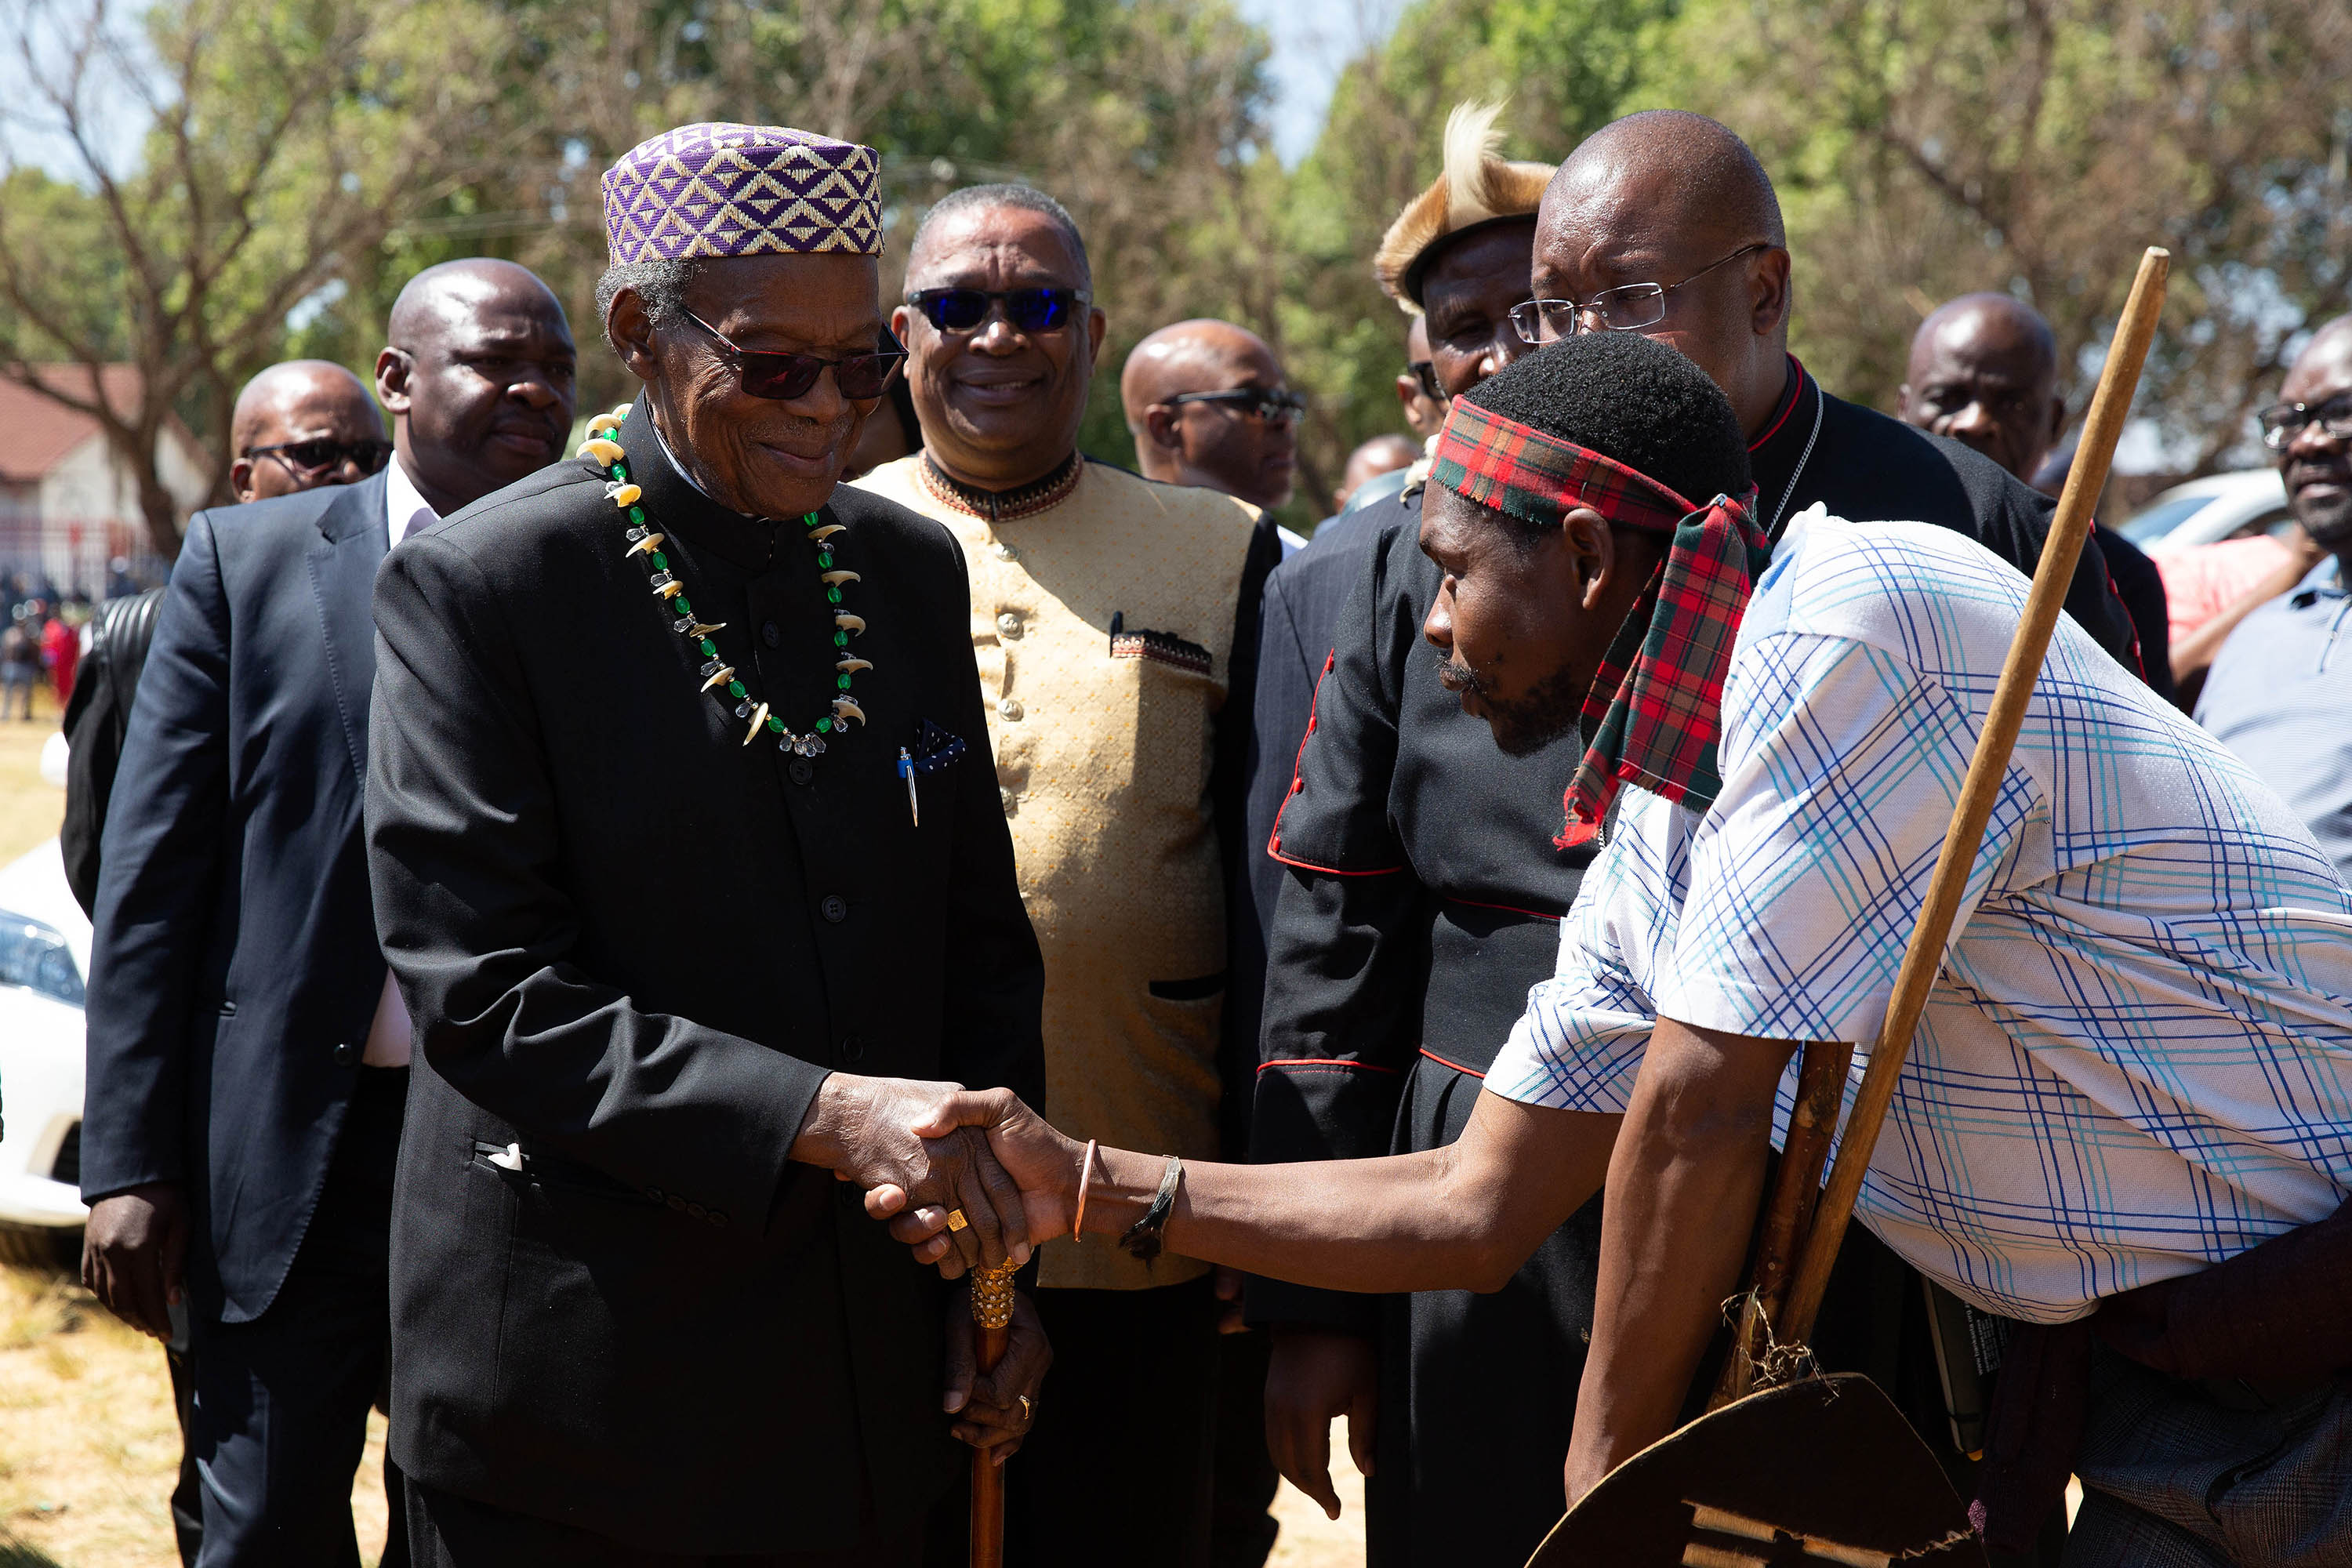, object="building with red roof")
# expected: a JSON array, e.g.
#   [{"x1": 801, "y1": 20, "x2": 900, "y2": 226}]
[{"x1": 0, "y1": 366, "x2": 210, "y2": 598}]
